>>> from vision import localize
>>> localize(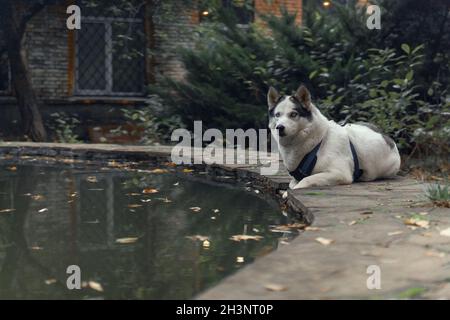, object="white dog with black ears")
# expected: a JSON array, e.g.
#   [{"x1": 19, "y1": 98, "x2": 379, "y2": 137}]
[{"x1": 268, "y1": 84, "x2": 401, "y2": 190}]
